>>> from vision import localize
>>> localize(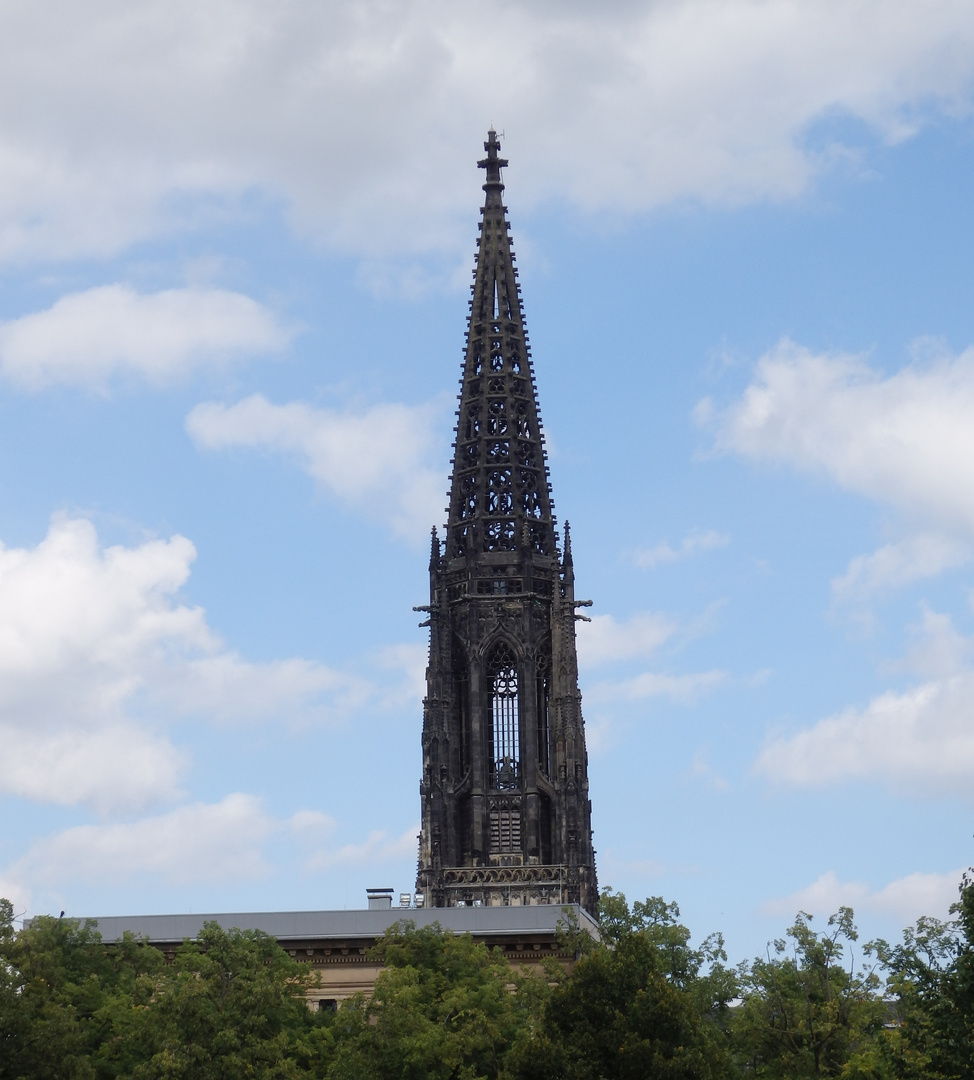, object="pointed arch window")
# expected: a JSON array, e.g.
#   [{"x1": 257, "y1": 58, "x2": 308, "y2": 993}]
[{"x1": 487, "y1": 643, "x2": 520, "y2": 789}]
